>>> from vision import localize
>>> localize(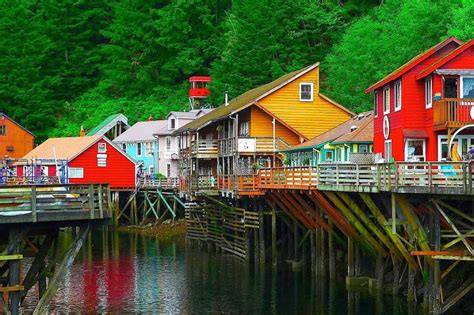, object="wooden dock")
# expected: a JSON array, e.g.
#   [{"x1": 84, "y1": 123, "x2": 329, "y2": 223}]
[{"x1": 0, "y1": 184, "x2": 111, "y2": 314}]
